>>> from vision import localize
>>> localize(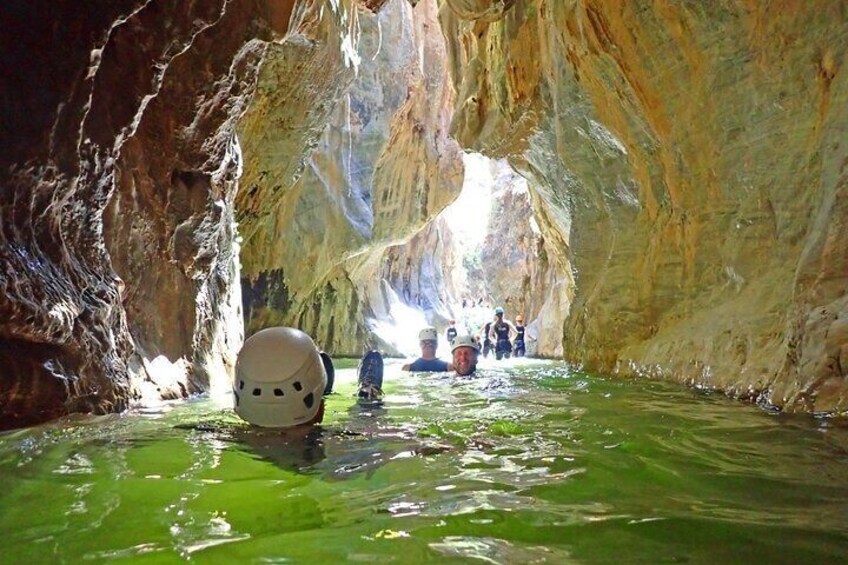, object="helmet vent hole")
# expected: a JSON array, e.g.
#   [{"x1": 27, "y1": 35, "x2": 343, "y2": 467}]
[
  {"x1": 293, "y1": 381, "x2": 303, "y2": 392},
  {"x1": 239, "y1": 380, "x2": 244, "y2": 390},
  {"x1": 273, "y1": 388, "x2": 284, "y2": 397},
  {"x1": 252, "y1": 388, "x2": 262, "y2": 396},
  {"x1": 303, "y1": 392, "x2": 314, "y2": 409}
]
